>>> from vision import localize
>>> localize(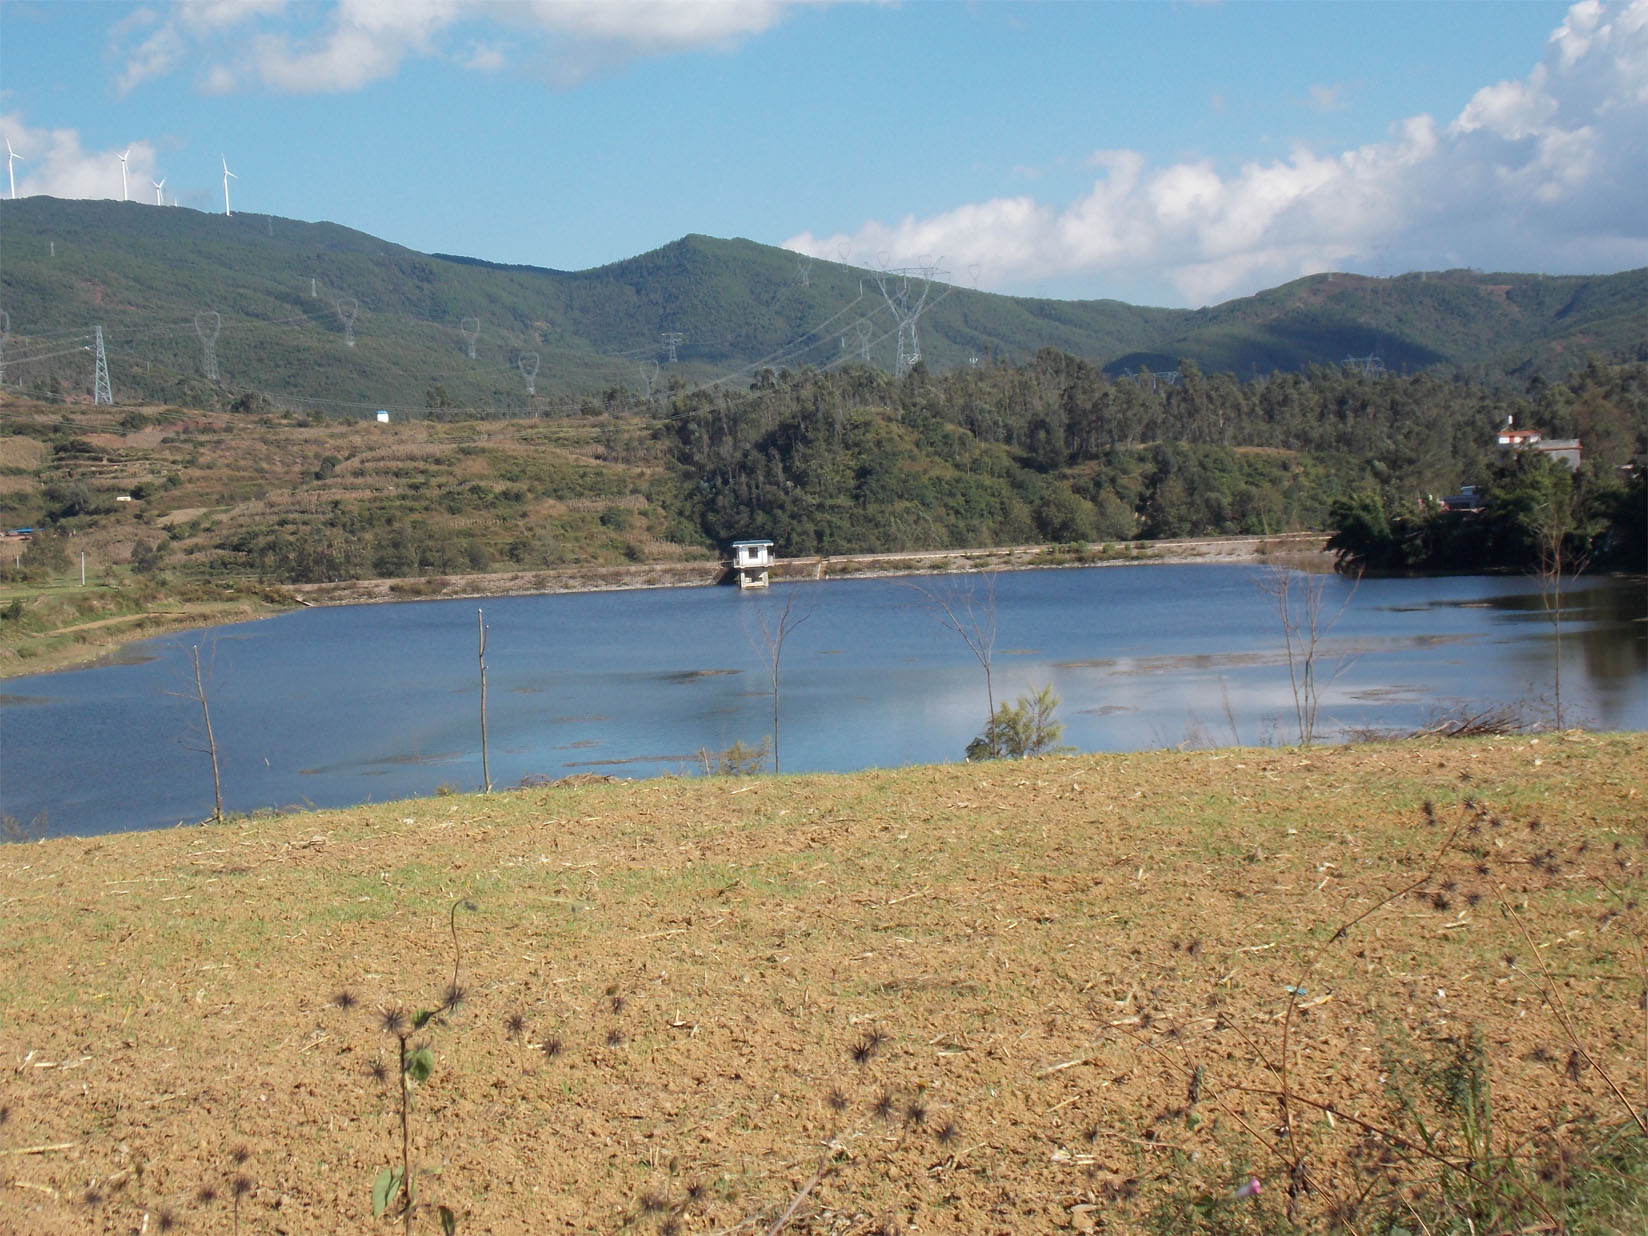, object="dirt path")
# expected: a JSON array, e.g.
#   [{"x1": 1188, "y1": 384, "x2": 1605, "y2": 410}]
[{"x1": 45, "y1": 610, "x2": 191, "y2": 636}]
